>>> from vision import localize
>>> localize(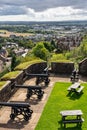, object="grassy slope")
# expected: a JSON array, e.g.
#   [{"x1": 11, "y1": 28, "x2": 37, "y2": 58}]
[
  {"x1": 14, "y1": 60, "x2": 44, "y2": 70},
  {"x1": 35, "y1": 82, "x2": 87, "y2": 130},
  {"x1": 1, "y1": 71, "x2": 21, "y2": 80},
  {"x1": 0, "y1": 81, "x2": 7, "y2": 89}
]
